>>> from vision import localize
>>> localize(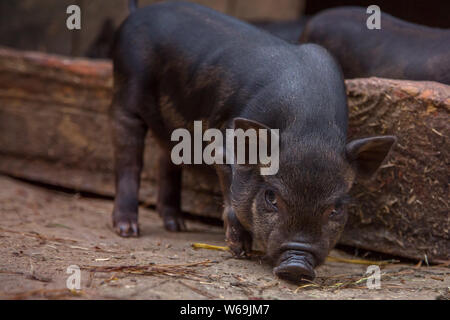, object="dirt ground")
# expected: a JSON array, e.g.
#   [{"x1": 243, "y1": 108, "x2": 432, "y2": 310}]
[{"x1": 0, "y1": 175, "x2": 448, "y2": 300}]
